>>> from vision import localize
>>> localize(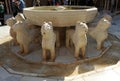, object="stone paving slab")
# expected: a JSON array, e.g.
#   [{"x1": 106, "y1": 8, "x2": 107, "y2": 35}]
[
  {"x1": 4, "y1": 75, "x2": 22, "y2": 81},
  {"x1": 83, "y1": 70, "x2": 120, "y2": 81},
  {"x1": 0, "y1": 67, "x2": 14, "y2": 79},
  {"x1": 0, "y1": 77, "x2": 5, "y2": 81},
  {"x1": 60, "y1": 75, "x2": 84, "y2": 81},
  {"x1": 113, "y1": 68, "x2": 120, "y2": 76},
  {"x1": 0, "y1": 67, "x2": 22, "y2": 81},
  {"x1": 113, "y1": 61, "x2": 120, "y2": 76},
  {"x1": 58, "y1": 78, "x2": 84, "y2": 81},
  {"x1": 20, "y1": 76, "x2": 57, "y2": 81}
]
